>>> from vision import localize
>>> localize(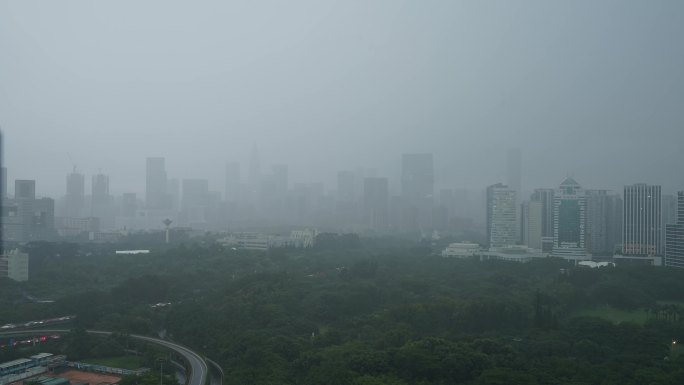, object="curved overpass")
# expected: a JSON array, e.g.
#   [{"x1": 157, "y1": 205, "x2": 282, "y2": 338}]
[{"x1": 0, "y1": 330, "x2": 208, "y2": 385}]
